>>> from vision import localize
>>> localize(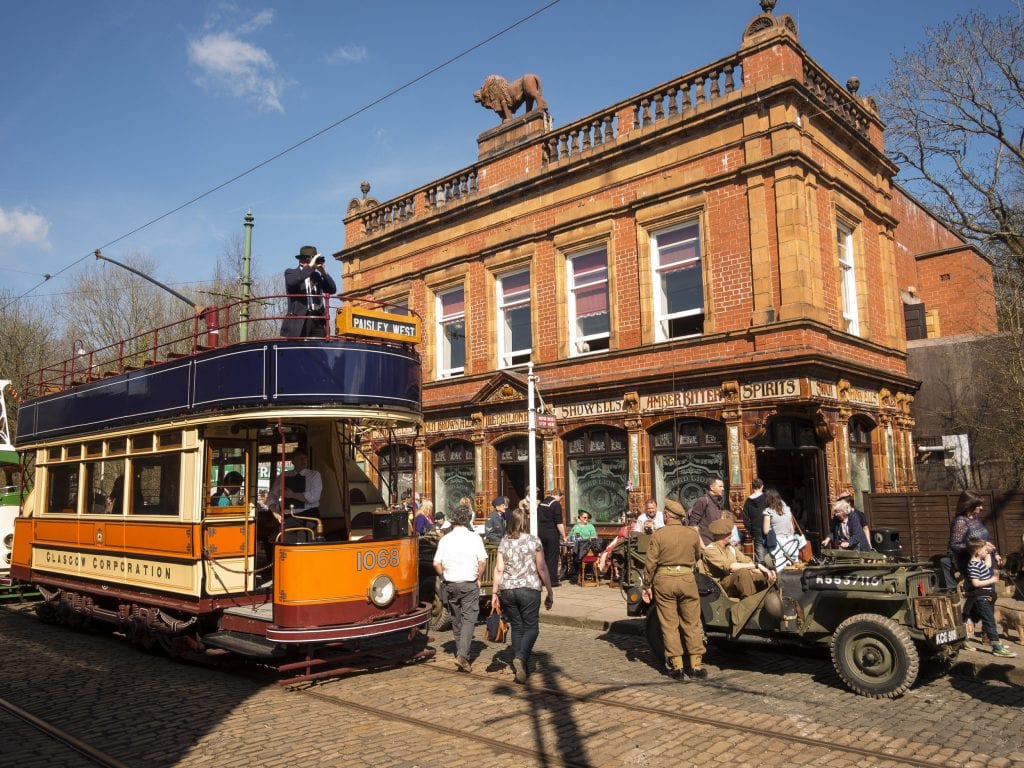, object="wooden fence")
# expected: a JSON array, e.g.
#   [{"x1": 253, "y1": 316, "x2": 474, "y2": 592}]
[{"x1": 864, "y1": 491, "x2": 1024, "y2": 560}]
